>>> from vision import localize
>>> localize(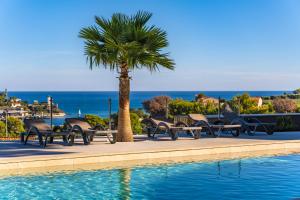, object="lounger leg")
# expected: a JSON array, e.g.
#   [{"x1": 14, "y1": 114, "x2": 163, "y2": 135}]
[
  {"x1": 82, "y1": 133, "x2": 90, "y2": 145},
  {"x1": 43, "y1": 135, "x2": 48, "y2": 148},
  {"x1": 38, "y1": 134, "x2": 44, "y2": 146},
  {"x1": 24, "y1": 133, "x2": 31, "y2": 145},
  {"x1": 49, "y1": 136, "x2": 54, "y2": 143},
  {"x1": 69, "y1": 135, "x2": 75, "y2": 145},
  {"x1": 89, "y1": 135, "x2": 94, "y2": 142},
  {"x1": 193, "y1": 130, "x2": 201, "y2": 139},
  {"x1": 63, "y1": 135, "x2": 68, "y2": 143},
  {"x1": 20, "y1": 133, "x2": 25, "y2": 143}
]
